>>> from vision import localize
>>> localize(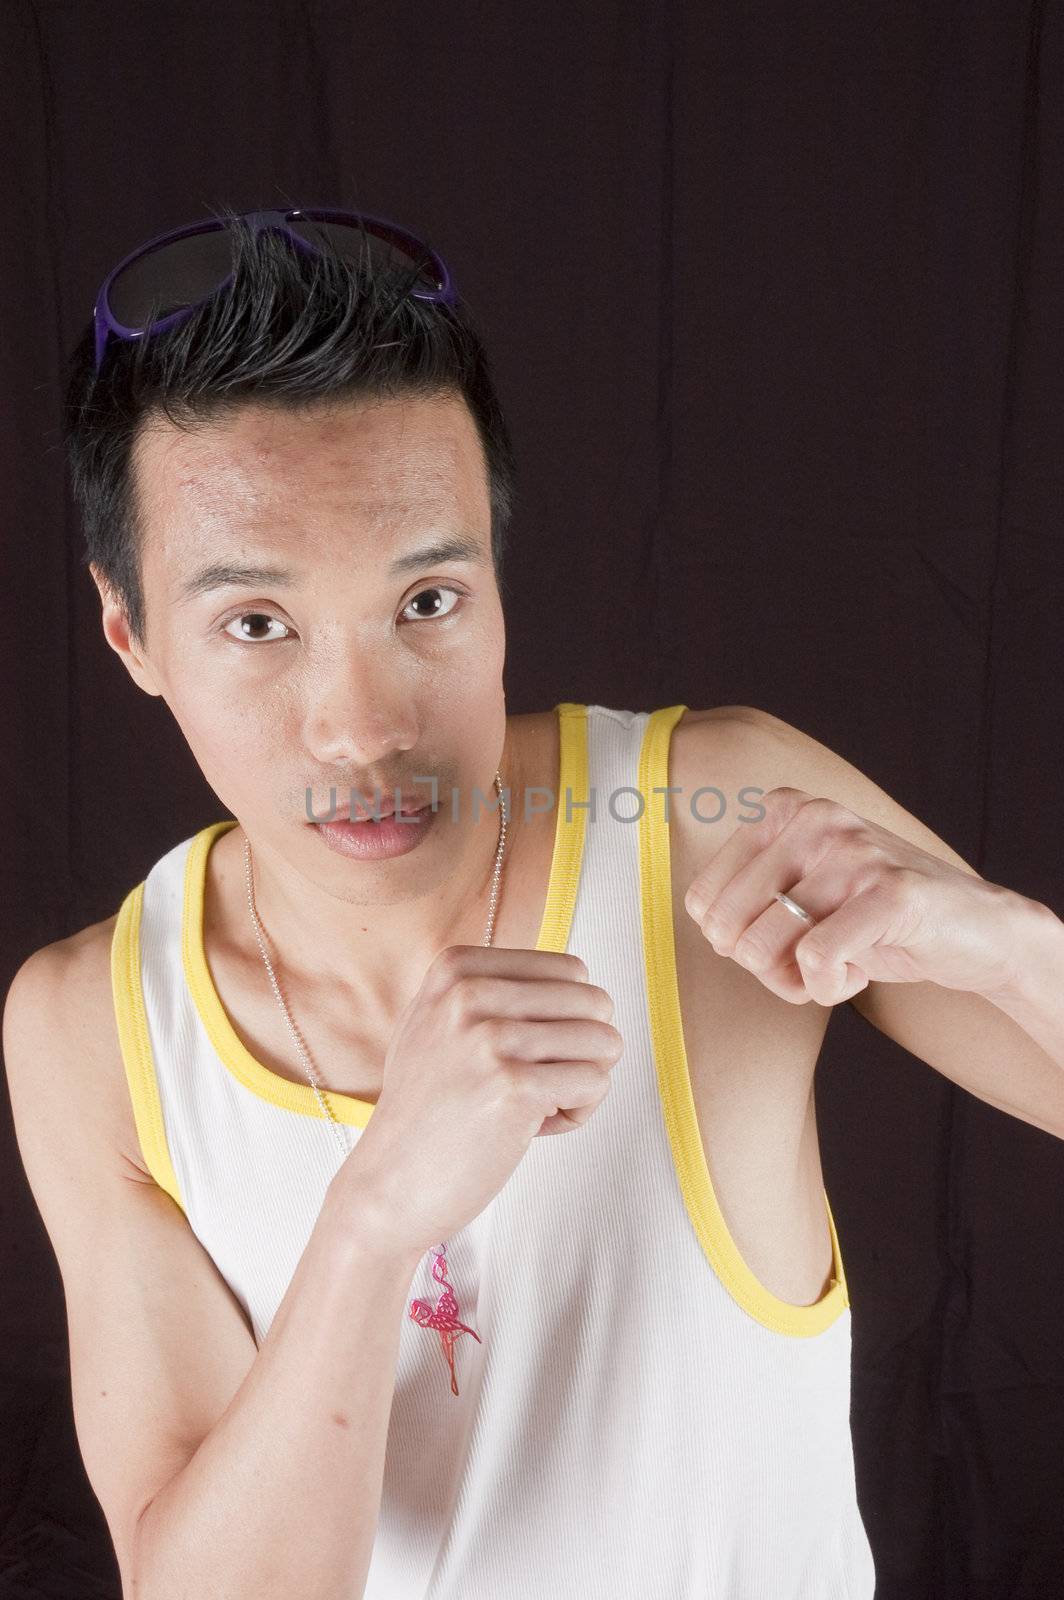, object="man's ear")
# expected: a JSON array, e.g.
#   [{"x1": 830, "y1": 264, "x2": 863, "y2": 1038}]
[{"x1": 89, "y1": 563, "x2": 163, "y2": 698}]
